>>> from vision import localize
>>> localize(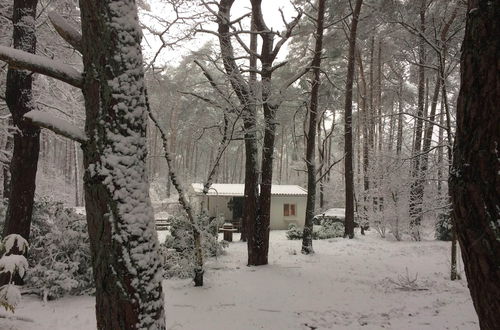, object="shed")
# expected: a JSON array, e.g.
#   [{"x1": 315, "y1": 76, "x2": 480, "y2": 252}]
[{"x1": 190, "y1": 183, "x2": 307, "y2": 230}]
